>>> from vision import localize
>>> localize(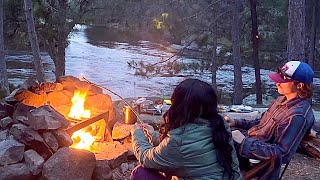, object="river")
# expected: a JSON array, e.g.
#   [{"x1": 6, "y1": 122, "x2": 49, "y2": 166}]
[{"x1": 5, "y1": 25, "x2": 320, "y2": 104}]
